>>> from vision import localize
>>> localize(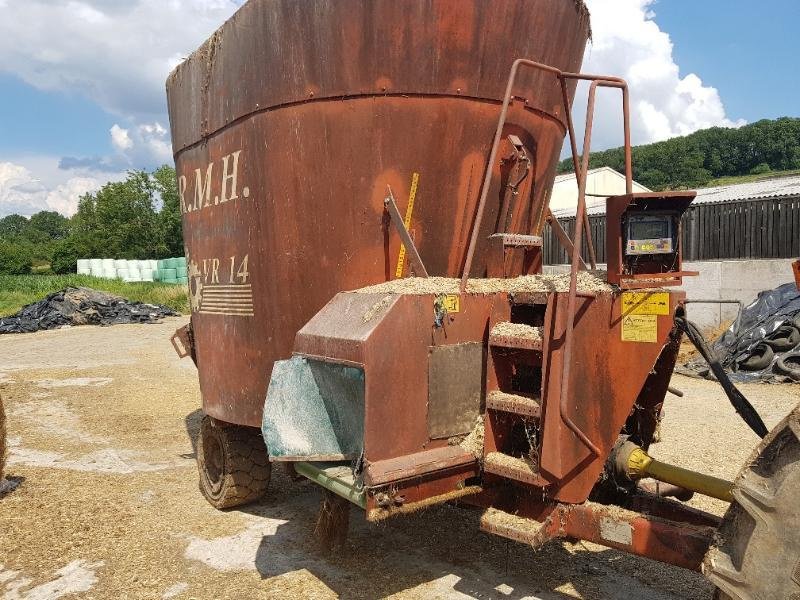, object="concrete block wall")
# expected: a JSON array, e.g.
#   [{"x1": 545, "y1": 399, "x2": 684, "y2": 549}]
[
  {"x1": 544, "y1": 259, "x2": 797, "y2": 332},
  {"x1": 681, "y1": 259, "x2": 796, "y2": 331}
]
